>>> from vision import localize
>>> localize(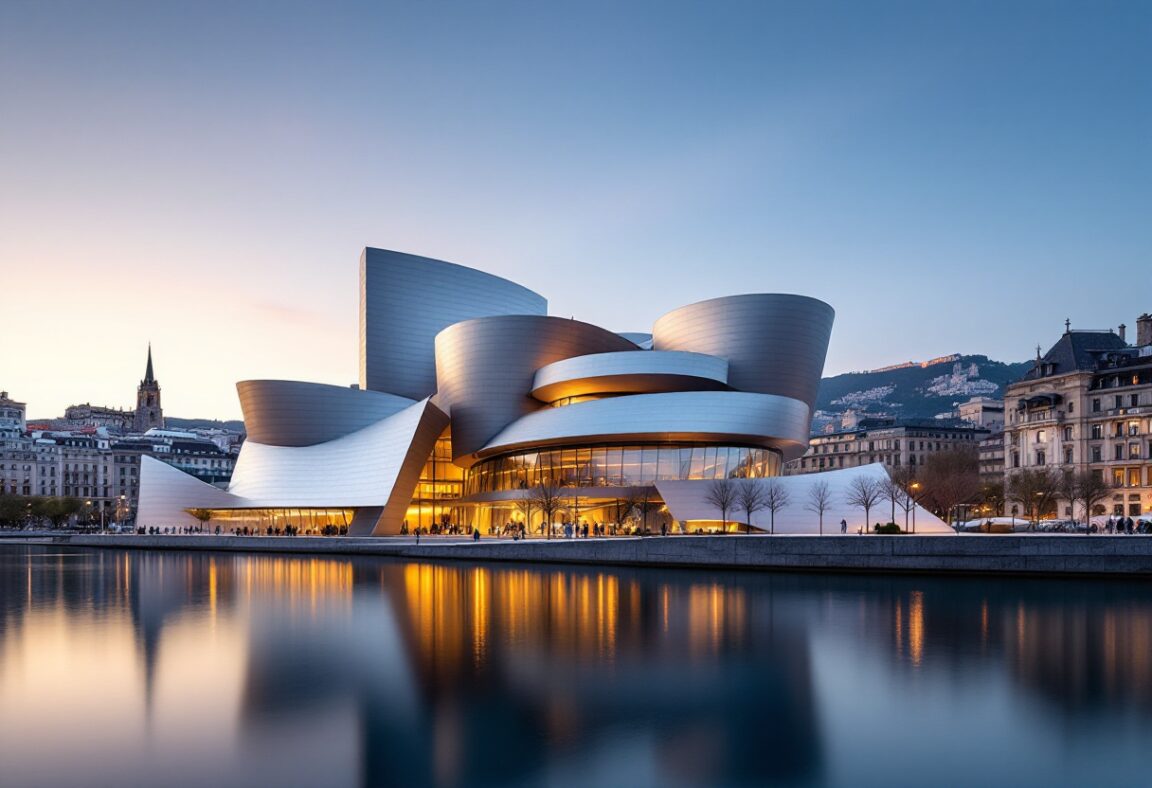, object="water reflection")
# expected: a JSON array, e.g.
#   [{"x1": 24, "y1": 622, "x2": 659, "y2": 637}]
[{"x1": 2, "y1": 546, "x2": 1152, "y2": 787}]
